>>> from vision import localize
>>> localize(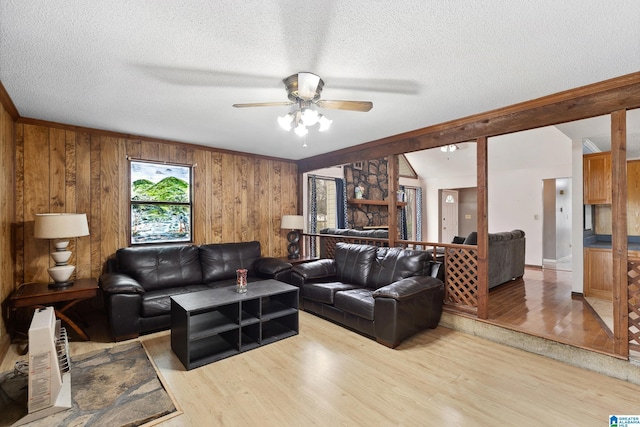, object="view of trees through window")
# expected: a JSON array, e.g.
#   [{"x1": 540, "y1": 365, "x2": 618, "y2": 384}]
[
  {"x1": 130, "y1": 160, "x2": 192, "y2": 244},
  {"x1": 312, "y1": 177, "x2": 337, "y2": 230}
]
